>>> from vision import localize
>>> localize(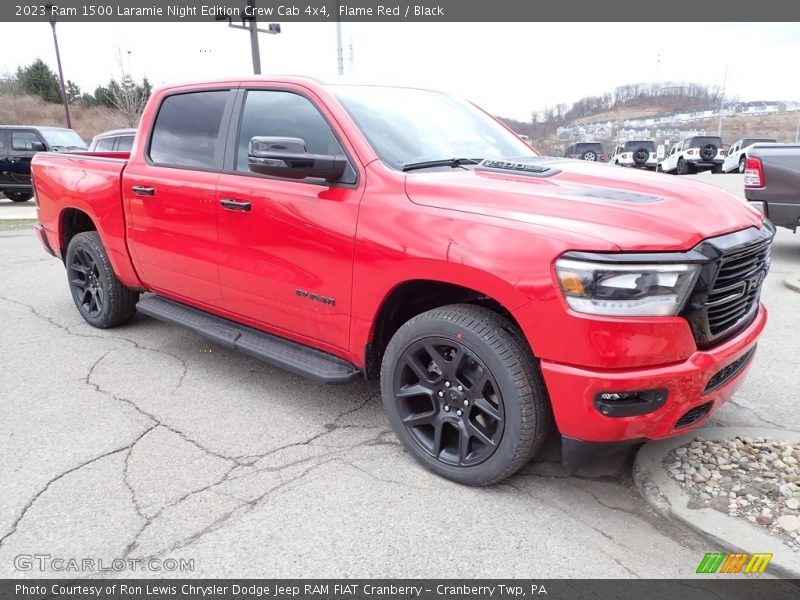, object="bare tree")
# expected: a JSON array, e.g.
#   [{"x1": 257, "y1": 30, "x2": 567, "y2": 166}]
[{"x1": 107, "y1": 75, "x2": 149, "y2": 127}]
